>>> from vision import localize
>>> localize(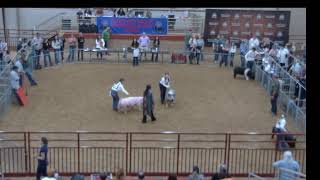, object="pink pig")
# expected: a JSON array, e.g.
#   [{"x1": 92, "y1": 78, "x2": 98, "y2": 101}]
[{"x1": 118, "y1": 96, "x2": 144, "y2": 113}]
